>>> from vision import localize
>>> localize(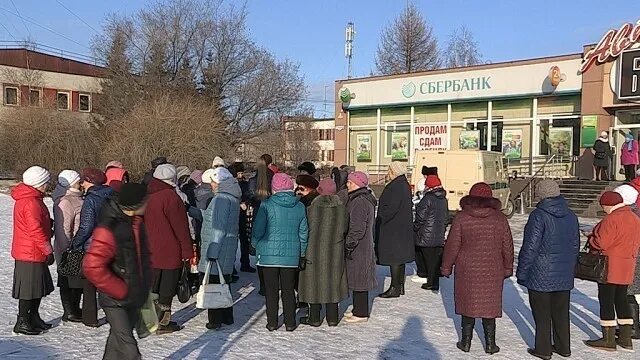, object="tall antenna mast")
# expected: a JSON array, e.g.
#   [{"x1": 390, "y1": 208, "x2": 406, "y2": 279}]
[{"x1": 345, "y1": 22, "x2": 355, "y2": 79}]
